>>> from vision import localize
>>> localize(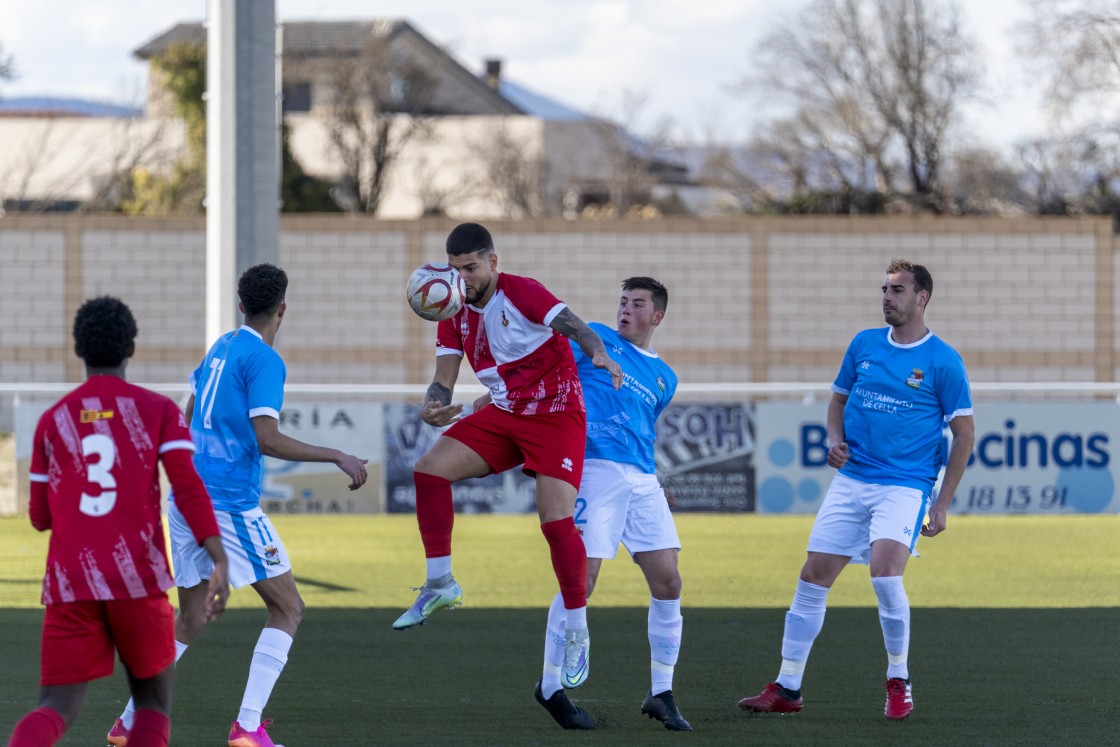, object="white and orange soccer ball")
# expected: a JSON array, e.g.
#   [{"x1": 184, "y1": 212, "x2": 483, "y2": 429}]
[{"x1": 405, "y1": 263, "x2": 466, "y2": 322}]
